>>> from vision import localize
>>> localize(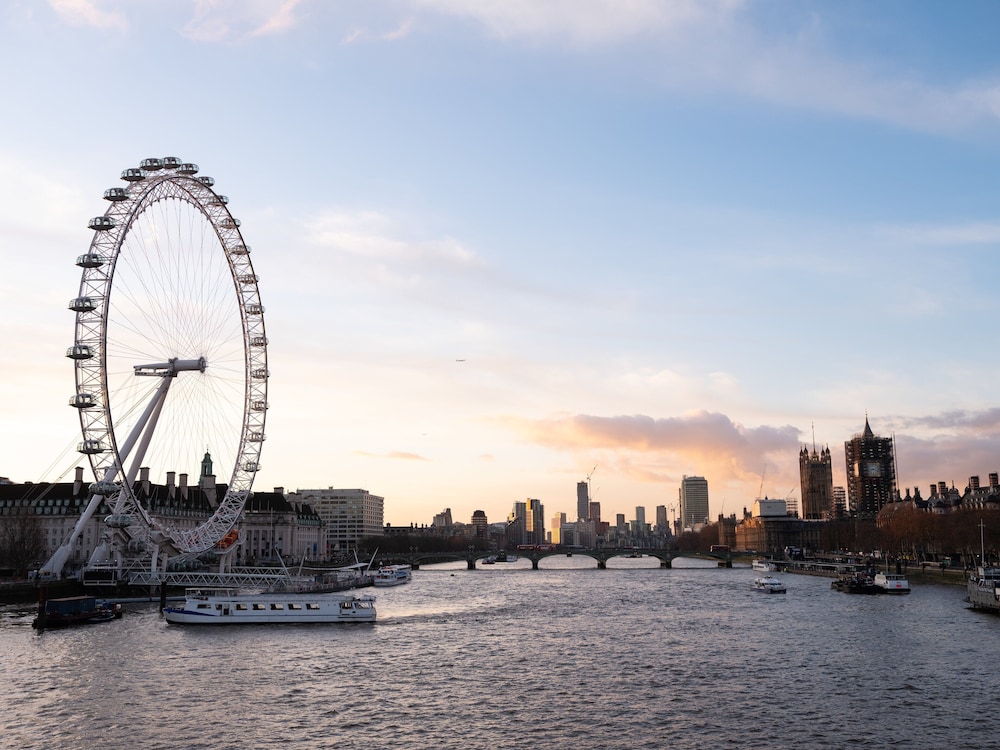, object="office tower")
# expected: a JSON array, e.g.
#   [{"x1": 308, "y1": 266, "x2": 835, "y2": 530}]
[
  {"x1": 526, "y1": 498, "x2": 545, "y2": 545},
  {"x1": 509, "y1": 502, "x2": 527, "y2": 546},
  {"x1": 551, "y1": 512, "x2": 567, "y2": 544},
  {"x1": 471, "y1": 510, "x2": 488, "y2": 539},
  {"x1": 577, "y1": 481, "x2": 590, "y2": 521},
  {"x1": 800, "y1": 443, "x2": 834, "y2": 519},
  {"x1": 589, "y1": 501, "x2": 601, "y2": 526},
  {"x1": 679, "y1": 475, "x2": 709, "y2": 530},
  {"x1": 655, "y1": 505, "x2": 668, "y2": 532},
  {"x1": 844, "y1": 416, "x2": 896, "y2": 517}
]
